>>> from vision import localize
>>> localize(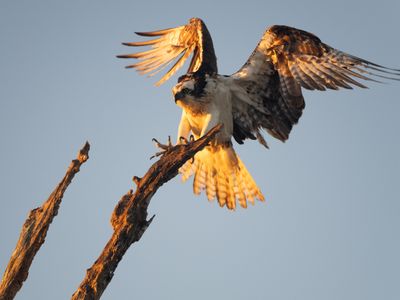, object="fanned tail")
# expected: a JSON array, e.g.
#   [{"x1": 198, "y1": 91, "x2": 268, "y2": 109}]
[{"x1": 180, "y1": 144, "x2": 265, "y2": 210}]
